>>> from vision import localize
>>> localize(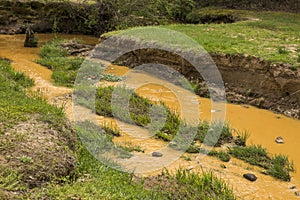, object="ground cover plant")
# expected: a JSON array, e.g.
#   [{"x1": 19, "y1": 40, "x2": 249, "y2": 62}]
[
  {"x1": 0, "y1": 58, "x2": 237, "y2": 199},
  {"x1": 28, "y1": 142, "x2": 236, "y2": 200},
  {"x1": 229, "y1": 145, "x2": 295, "y2": 181},
  {"x1": 164, "y1": 9, "x2": 300, "y2": 66},
  {"x1": 0, "y1": 58, "x2": 76, "y2": 198},
  {"x1": 36, "y1": 39, "x2": 121, "y2": 87},
  {"x1": 103, "y1": 9, "x2": 300, "y2": 67}
]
